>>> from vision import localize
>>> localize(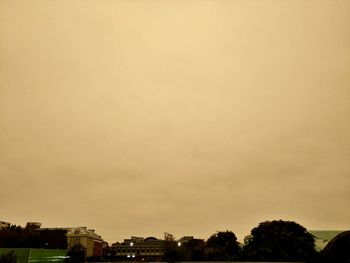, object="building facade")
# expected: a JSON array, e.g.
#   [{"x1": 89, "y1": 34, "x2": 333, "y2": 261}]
[
  {"x1": 112, "y1": 236, "x2": 165, "y2": 261},
  {"x1": 25, "y1": 222, "x2": 42, "y2": 231},
  {"x1": 66, "y1": 227, "x2": 104, "y2": 257},
  {"x1": 37, "y1": 226, "x2": 105, "y2": 257}
]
